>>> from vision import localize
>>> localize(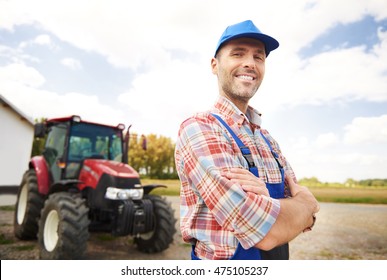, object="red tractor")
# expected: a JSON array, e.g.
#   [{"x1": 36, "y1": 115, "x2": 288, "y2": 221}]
[{"x1": 14, "y1": 115, "x2": 176, "y2": 259}]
